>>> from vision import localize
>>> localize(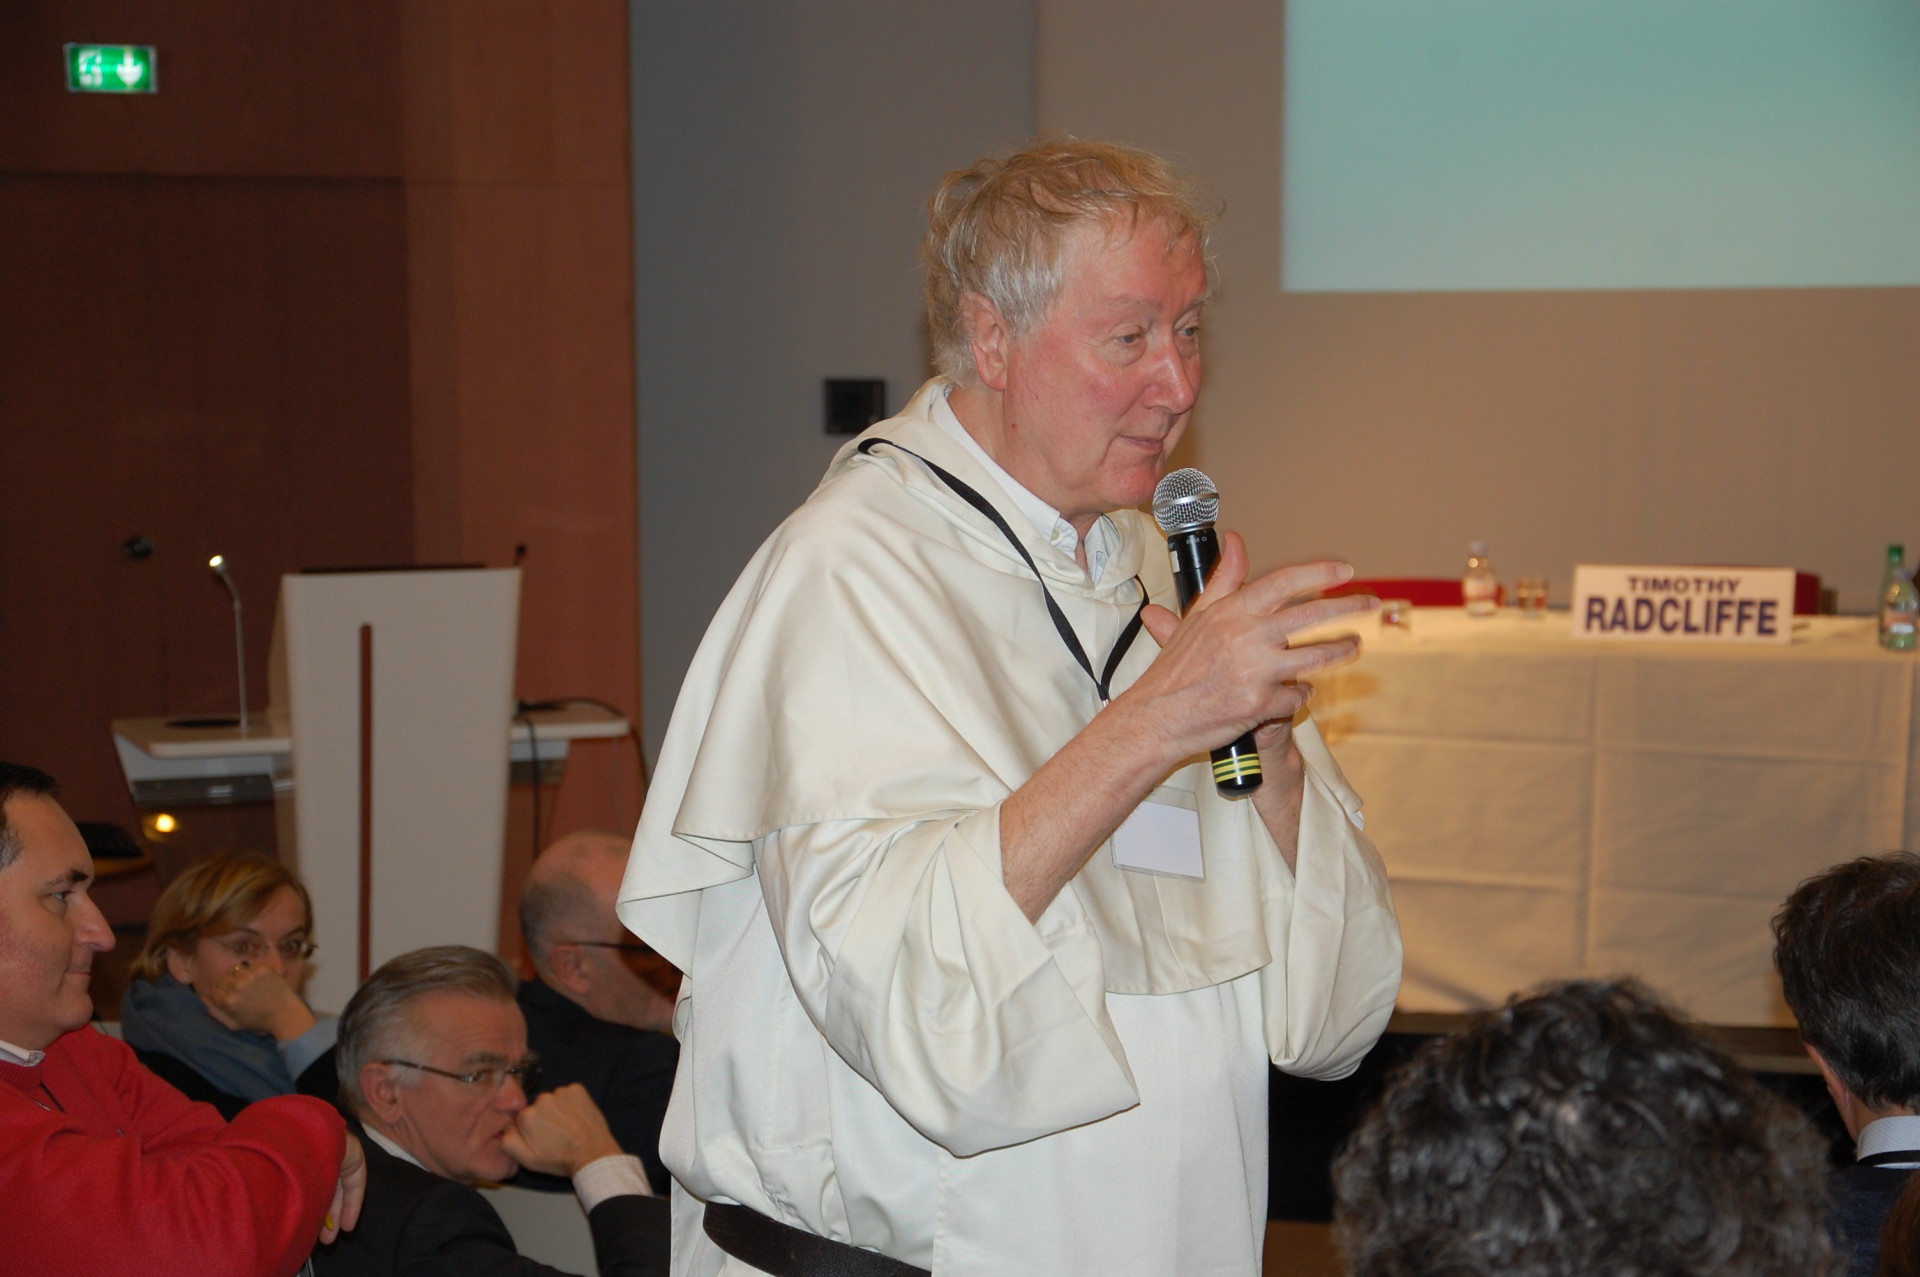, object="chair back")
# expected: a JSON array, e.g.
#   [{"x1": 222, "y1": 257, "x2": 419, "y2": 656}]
[{"x1": 478, "y1": 1183, "x2": 597, "y2": 1274}]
